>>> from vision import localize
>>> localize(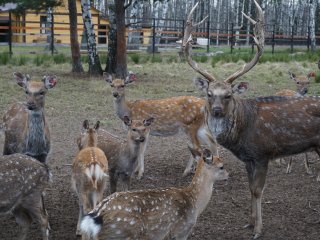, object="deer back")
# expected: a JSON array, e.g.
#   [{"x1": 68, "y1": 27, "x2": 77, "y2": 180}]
[{"x1": 0, "y1": 153, "x2": 51, "y2": 214}]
